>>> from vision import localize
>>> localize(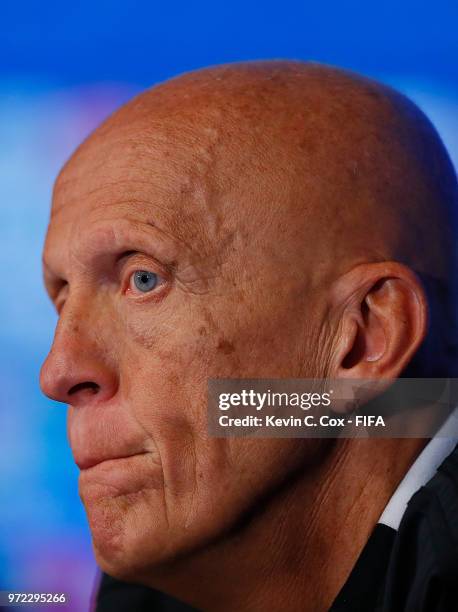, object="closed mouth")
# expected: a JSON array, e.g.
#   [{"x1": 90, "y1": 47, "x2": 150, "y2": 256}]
[{"x1": 76, "y1": 451, "x2": 149, "y2": 471}]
